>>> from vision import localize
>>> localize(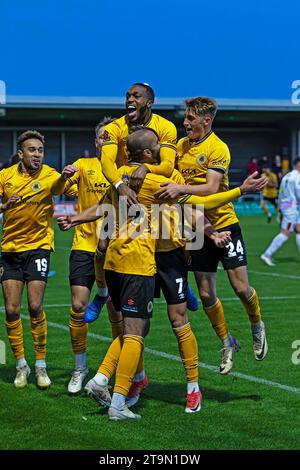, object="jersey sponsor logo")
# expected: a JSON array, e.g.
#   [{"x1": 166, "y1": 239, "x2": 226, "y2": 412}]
[
  {"x1": 94, "y1": 182, "x2": 110, "y2": 188},
  {"x1": 31, "y1": 181, "x2": 42, "y2": 192},
  {"x1": 197, "y1": 154, "x2": 207, "y2": 165},
  {"x1": 87, "y1": 170, "x2": 96, "y2": 176},
  {"x1": 87, "y1": 188, "x2": 107, "y2": 193},
  {"x1": 181, "y1": 168, "x2": 197, "y2": 175}
]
